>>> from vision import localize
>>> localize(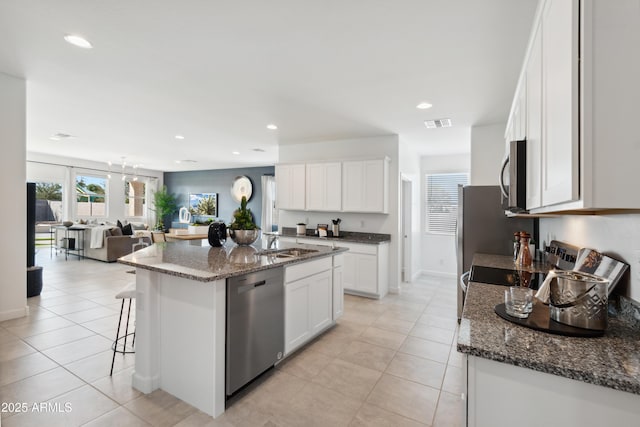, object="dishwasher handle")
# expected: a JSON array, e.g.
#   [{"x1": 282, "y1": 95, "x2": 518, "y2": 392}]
[{"x1": 237, "y1": 280, "x2": 267, "y2": 294}]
